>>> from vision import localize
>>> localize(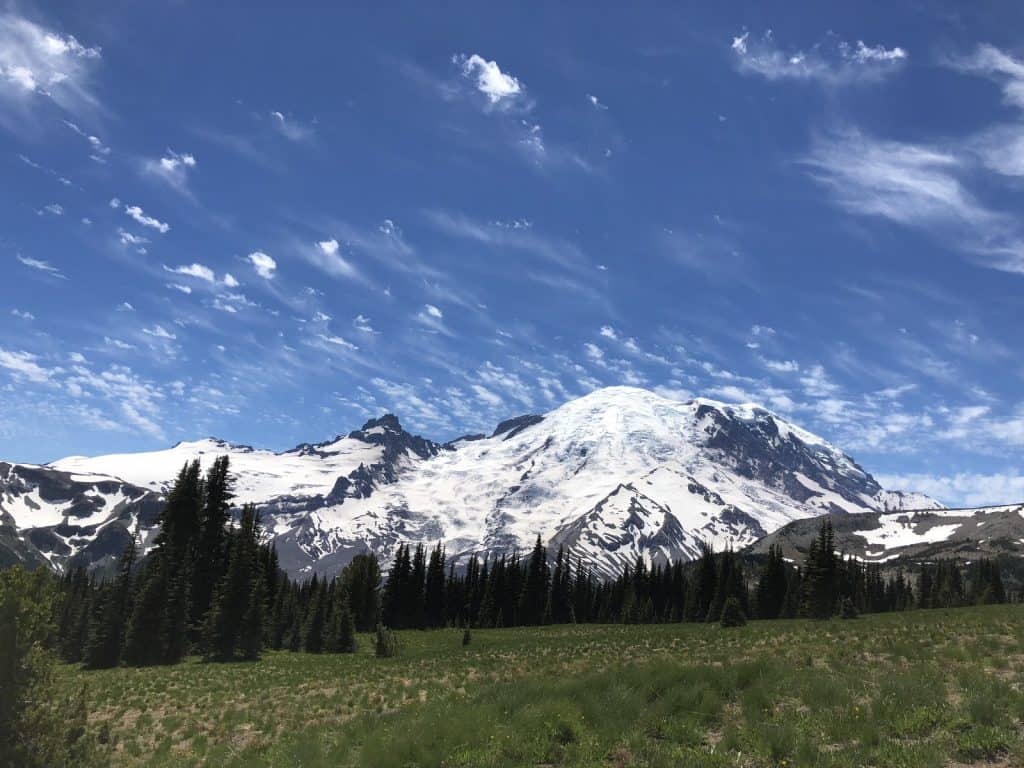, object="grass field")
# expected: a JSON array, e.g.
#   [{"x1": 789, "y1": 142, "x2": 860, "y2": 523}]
[{"x1": 57, "y1": 605, "x2": 1024, "y2": 767}]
